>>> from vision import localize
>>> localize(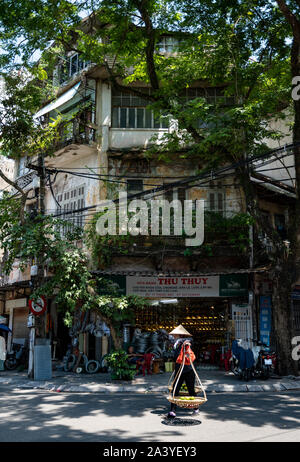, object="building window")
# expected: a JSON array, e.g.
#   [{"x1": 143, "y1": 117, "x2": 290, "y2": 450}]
[
  {"x1": 127, "y1": 179, "x2": 144, "y2": 197},
  {"x1": 57, "y1": 54, "x2": 91, "y2": 85},
  {"x1": 179, "y1": 87, "x2": 234, "y2": 106},
  {"x1": 56, "y1": 184, "x2": 85, "y2": 234},
  {"x1": 206, "y1": 190, "x2": 225, "y2": 215},
  {"x1": 157, "y1": 36, "x2": 181, "y2": 53},
  {"x1": 112, "y1": 88, "x2": 169, "y2": 129}
]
